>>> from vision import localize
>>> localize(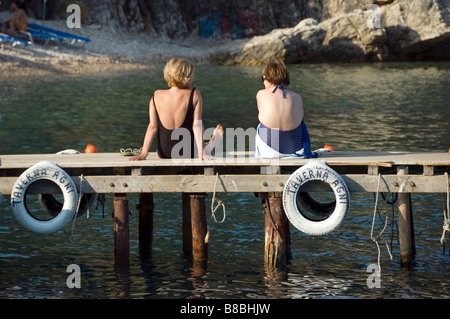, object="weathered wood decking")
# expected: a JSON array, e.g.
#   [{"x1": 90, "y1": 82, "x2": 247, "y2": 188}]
[
  {"x1": 0, "y1": 151, "x2": 449, "y2": 195},
  {"x1": 1, "y1": 151, "x2": 449, "y2": 268}
]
